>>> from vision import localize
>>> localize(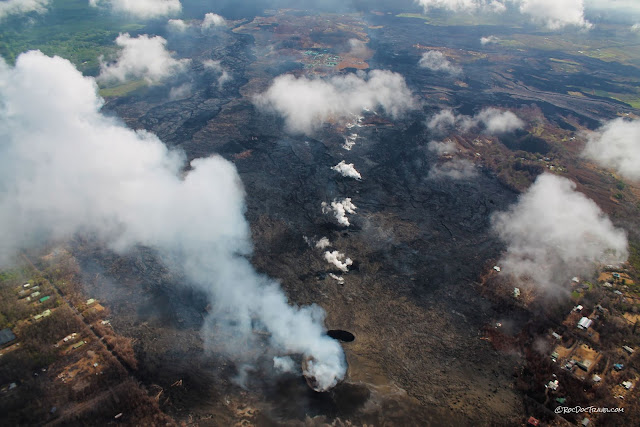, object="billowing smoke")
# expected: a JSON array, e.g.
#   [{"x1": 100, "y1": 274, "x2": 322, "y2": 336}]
[
  {"x1": 98, "y1": 33, "x2": 190, "y2": 84},
  {"x1": 203, "y1": 59, "x2": 232, "y2": 88},
  {"x1": 273, "y1": 356, "x2": 296, "y2": 373},
  {"x1": 480, "y1": 35, "x2": 500, "y2": 45},
  {"x1": 324, "y1": 251, "x2": 353, "y2": 272},
  {"x1": 331, "y1": 160, "x2": 362, "y2": 180},
  {"x1": 321, "y1": 198, "x2": 357, "y2": 227},
  {"x1": 418, "y1": 50, "x2": 462, "y2": 76},
  {"x1": 0, "y1": 51, "x2": 346, "y2": 391},
  {"x1": 414, "y1": 0, "x2": 592, "y2": 29},
  {"x1": 254, "y1": 70, "x2": 416, "y2": 135},
  {"x1": 583, "y1": 118, "x2": 640, "y2": 181},
  {"x1": 89, "y1": 0, "x2": 182, "y2": 19},
  {"x1": 491, "y1": 173, "x2": 628, "y2": 291},
  {"x1": 429, "y1": 158, "x2": 477, "y2": 180},
  {"x1": 0, "y1": 0, "x2": 49, "y2": 20},
  {"x1": 427, "y1": 107, "x2": 524, "y2": 135}
]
